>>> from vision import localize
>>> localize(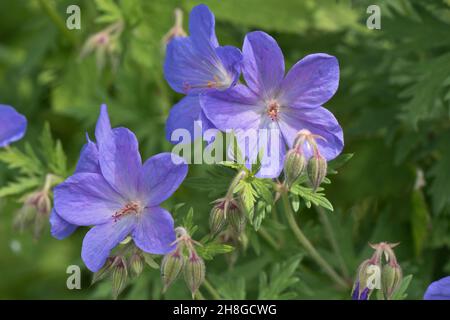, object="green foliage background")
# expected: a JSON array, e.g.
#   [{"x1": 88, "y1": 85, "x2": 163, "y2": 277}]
[{"x1": 0, "y1": 0, "x2": 449, "y2": 299}]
